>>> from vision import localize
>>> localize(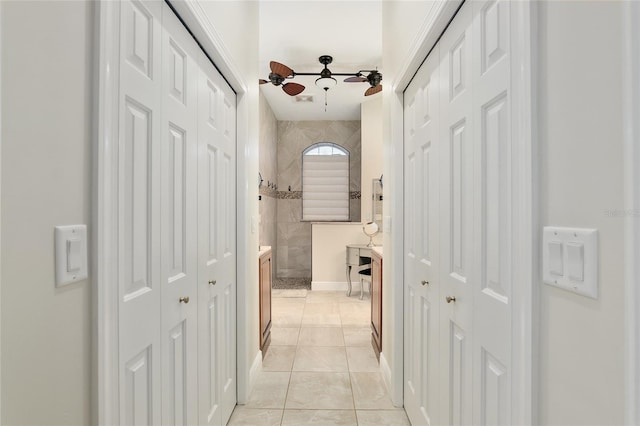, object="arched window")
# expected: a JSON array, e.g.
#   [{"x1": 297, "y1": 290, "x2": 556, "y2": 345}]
[{"x1": 302, "y1": 142, "x2": 350, "y2": 221}]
